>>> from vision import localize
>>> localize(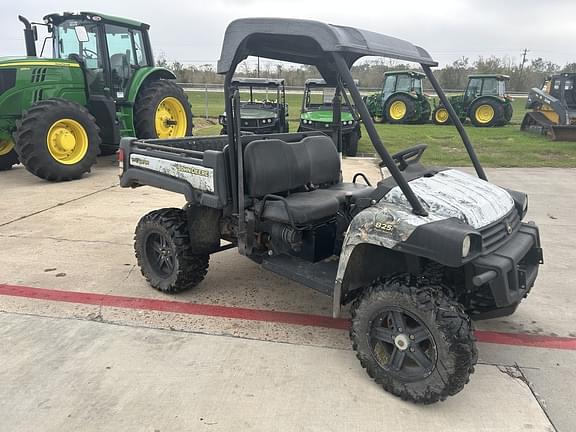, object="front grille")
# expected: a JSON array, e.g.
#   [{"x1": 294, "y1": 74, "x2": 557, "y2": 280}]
[
  {"x1": 0, "y1": 68, "x2": 17, "y2": 96},
  {"x1": 31, "y1": 67, "x2": 48, "y2": 83},
  {"x1": 479, "y1": 209, "x2": 521, "y2": 254}
]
